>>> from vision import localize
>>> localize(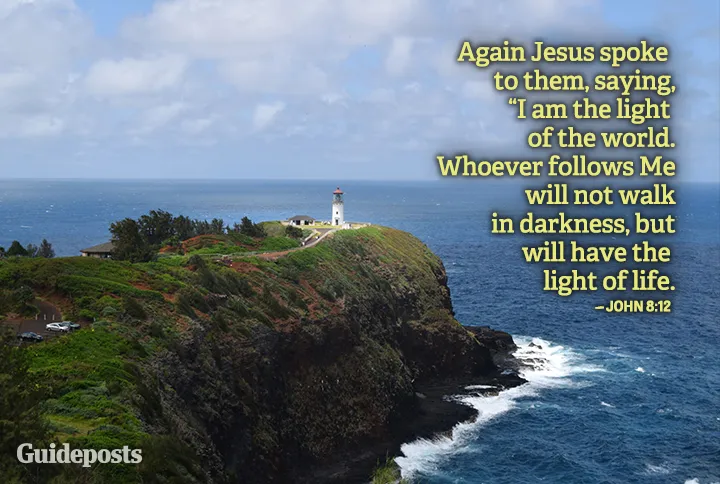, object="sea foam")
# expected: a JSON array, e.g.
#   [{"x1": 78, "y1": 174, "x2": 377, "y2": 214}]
[{"x1": 396, "y1": 336, "x2": 602, "y2": 479}]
